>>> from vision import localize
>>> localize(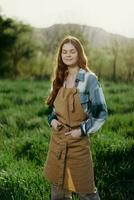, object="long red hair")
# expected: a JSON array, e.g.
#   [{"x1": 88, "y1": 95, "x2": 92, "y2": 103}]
[{"x1": 46, "y1": 35, "x2": 90, "y2": 107}]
